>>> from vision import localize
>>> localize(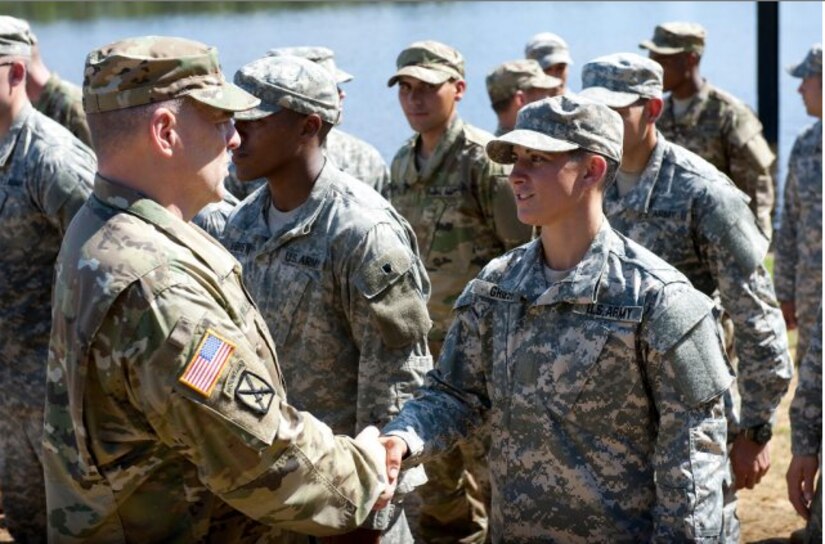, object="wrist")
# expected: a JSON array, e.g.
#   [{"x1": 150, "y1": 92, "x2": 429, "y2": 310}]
[{"x1": 740, "y1": 423, "x2": 772, "y2": 445}]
